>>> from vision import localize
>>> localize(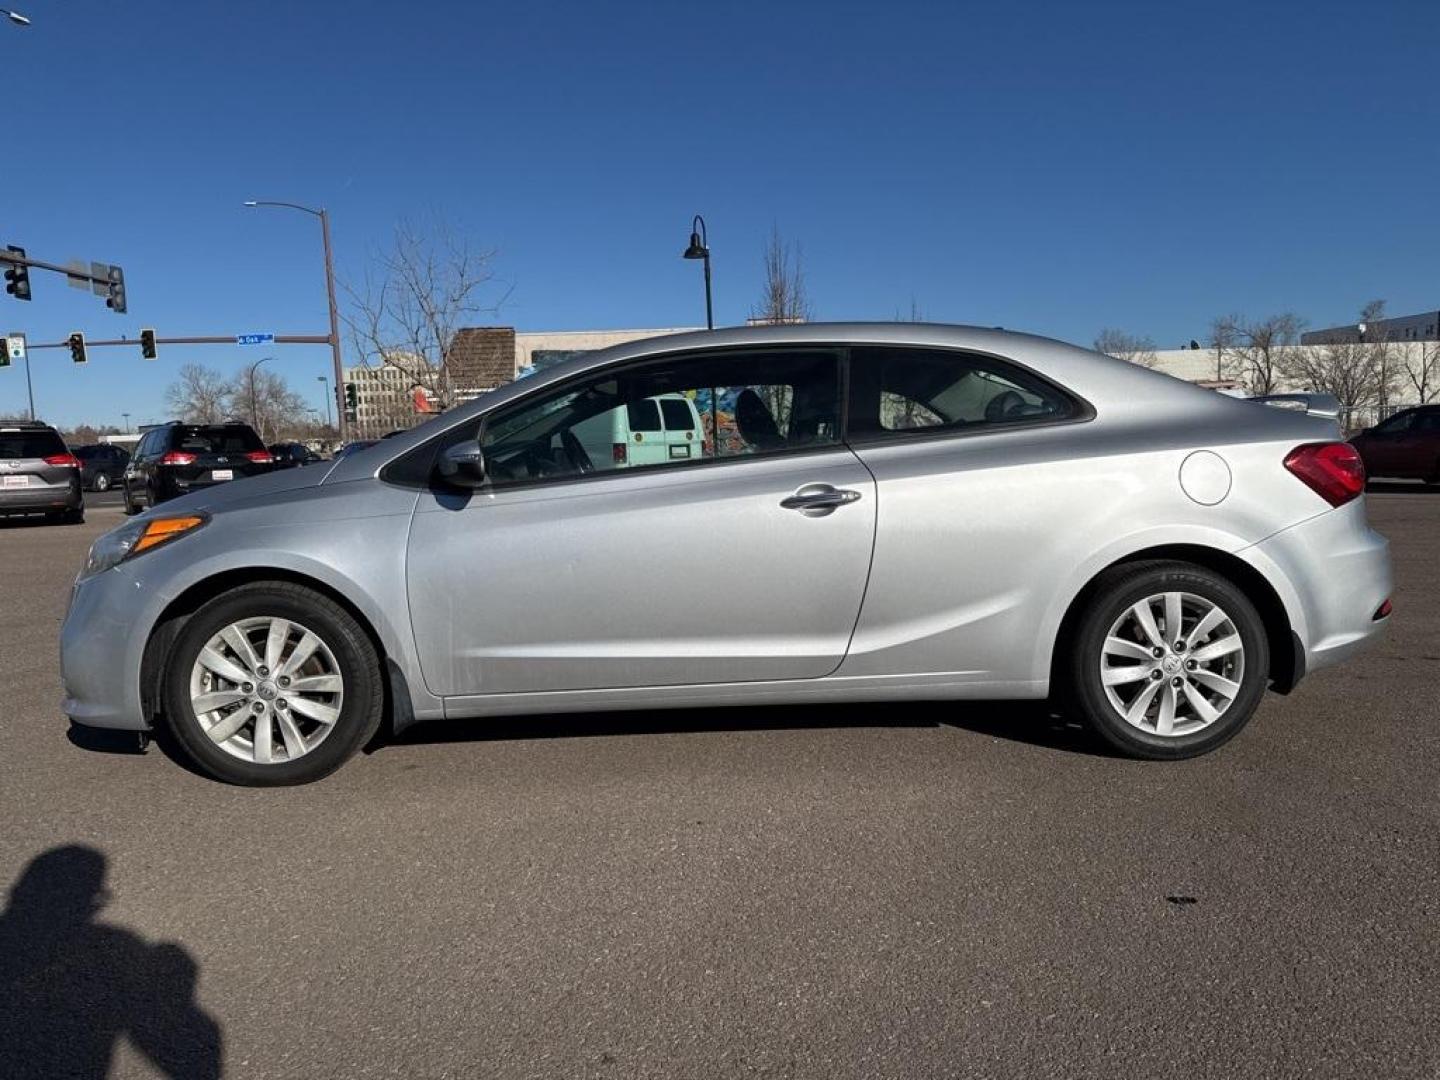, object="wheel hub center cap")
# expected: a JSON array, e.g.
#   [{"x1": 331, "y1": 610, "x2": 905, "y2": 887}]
[
  {"x1": 256, "y1": 681, "x2": 278, "y2": 701},
  {"x1": 1162, "y1": 655, "x2": 1183, "y2": 675}
]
